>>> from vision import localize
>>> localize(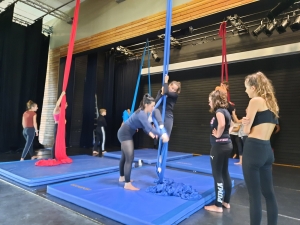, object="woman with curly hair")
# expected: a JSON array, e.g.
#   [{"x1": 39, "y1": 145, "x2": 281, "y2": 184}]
[
  {"x1": 205, "y1": 90, "x2": 233, "y2": 213},
  {"x1": 242, "y1": 72, "x2": 279, "y2": 225}
]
